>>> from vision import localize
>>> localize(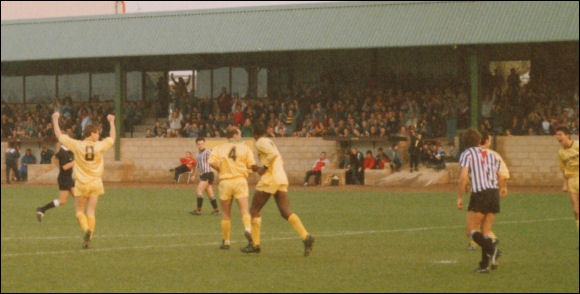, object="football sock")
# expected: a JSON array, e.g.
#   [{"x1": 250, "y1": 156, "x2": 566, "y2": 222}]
[
  {"x1": 196, "y1": 196, "x2": 203, "y2": 210},
  {"x1": 39, "y1": 200, "x2": 58, "y2": 212},
  {"x1": 471, "y1": 231, "x2": 491, "y2": 268},
  {"x1": 242, "y1": 214, "x2": 251, "y2": 233},
  {"x1": 488, "y1": 231, "x2": 497, "y2": 242},
  {"x1": 251, "y1": 217, "x2": 262, "y2": 246},
  {"x1": 87, "y1": 216, "x2": 96, "y2": 239},
  {"x1": 210, "y1": 198, "x2": 218, "y2": 210},
  {"x1": 76, "y1": 213, "x2": 89, "y2": 232},
  {"x1": 221, "y1": 220, "x2": 231, "y2": 245},
  {"x1": 288, "y1": 213, "x2": 308, "y2": 240}
]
